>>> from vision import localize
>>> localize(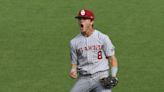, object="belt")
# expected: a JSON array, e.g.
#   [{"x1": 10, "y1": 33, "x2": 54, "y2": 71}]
[{"x1": 79, "y1": 70, "x2": 109, "y2": 78}]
